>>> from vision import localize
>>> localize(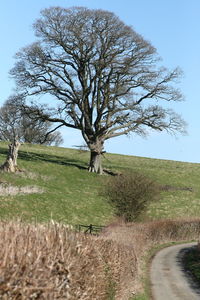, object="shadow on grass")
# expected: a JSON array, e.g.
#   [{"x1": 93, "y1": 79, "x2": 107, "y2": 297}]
[{"x1": 0, "y1": 147, "x2": 88, "y2": 171}]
